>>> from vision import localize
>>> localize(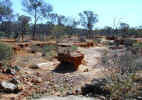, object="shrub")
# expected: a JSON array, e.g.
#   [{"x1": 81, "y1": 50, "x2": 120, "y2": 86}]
[
  {"x1": 30, "y1": 45, "x2": 42, "y2": 53},
  {"x1": 105, "y1": 72, "x2": 138, "y2": 100},
  {"x1": 101, "y1": 52, "x2": 140, "y2": 100},
  {"x1": 133, "y1": 42, "x2": 142, "y2": 48},
  {"x1": 70, "y1": 45, "x2": 77, "y2": 52},
  {"x1": 0, "y1": 42, "x2": 13, "y2": 62},
  {"x1": 42, "y1": 45, "x2": 57, "y2": 60},
  {"x1": 43, "y1": 45, "x2": 57, "y2": 52},
  {"x1": 94, "y1": 39, "x2": 101, "y2": 44},
  {"x1": 101, "y1": 52, "x2": 137, "y2": 74}
]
